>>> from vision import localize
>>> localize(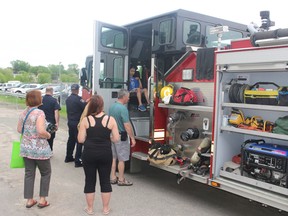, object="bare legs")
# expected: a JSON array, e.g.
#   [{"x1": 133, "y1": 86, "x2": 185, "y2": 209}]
[
  {"x1": 117, "y1": 161, "x2": 125, "y2": 182},
  {"x1": 111, "y1": 158, "x2": 125, "y2": 181},
  {"x1": 136, "y1": 88, "x2": 150, "y2": 106},
  {"x1": 136, "y1": 88, "x2": 143, "y2": 106},
  {"x1": 85, "y1": 191, "x2": 110, "y2": 214},
  {"x1": 85, "y1": 192, "x2": 95, "y2": 213},
  {"x1": 101, "y1": 192, "x2": 111, "y2": 213}
]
